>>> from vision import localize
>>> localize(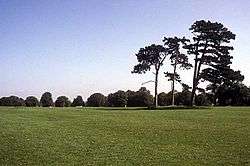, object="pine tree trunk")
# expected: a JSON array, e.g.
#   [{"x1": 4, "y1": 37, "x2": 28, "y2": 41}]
[
  {"x1": 212, "y1": 85, "x2": 217, "y2": 106},
  {"x1": 172, "y1": 58, "x2": 178, "y2": 106},
  {"x1": 154, "y1": 70, "x2": 159, "y2": 108},
  {"x1": 171, "y1": 80, "x2": 175, "y2": 106},
  {"x1": 190, "y1": 56, "x2": 198, "y2": 106}
]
